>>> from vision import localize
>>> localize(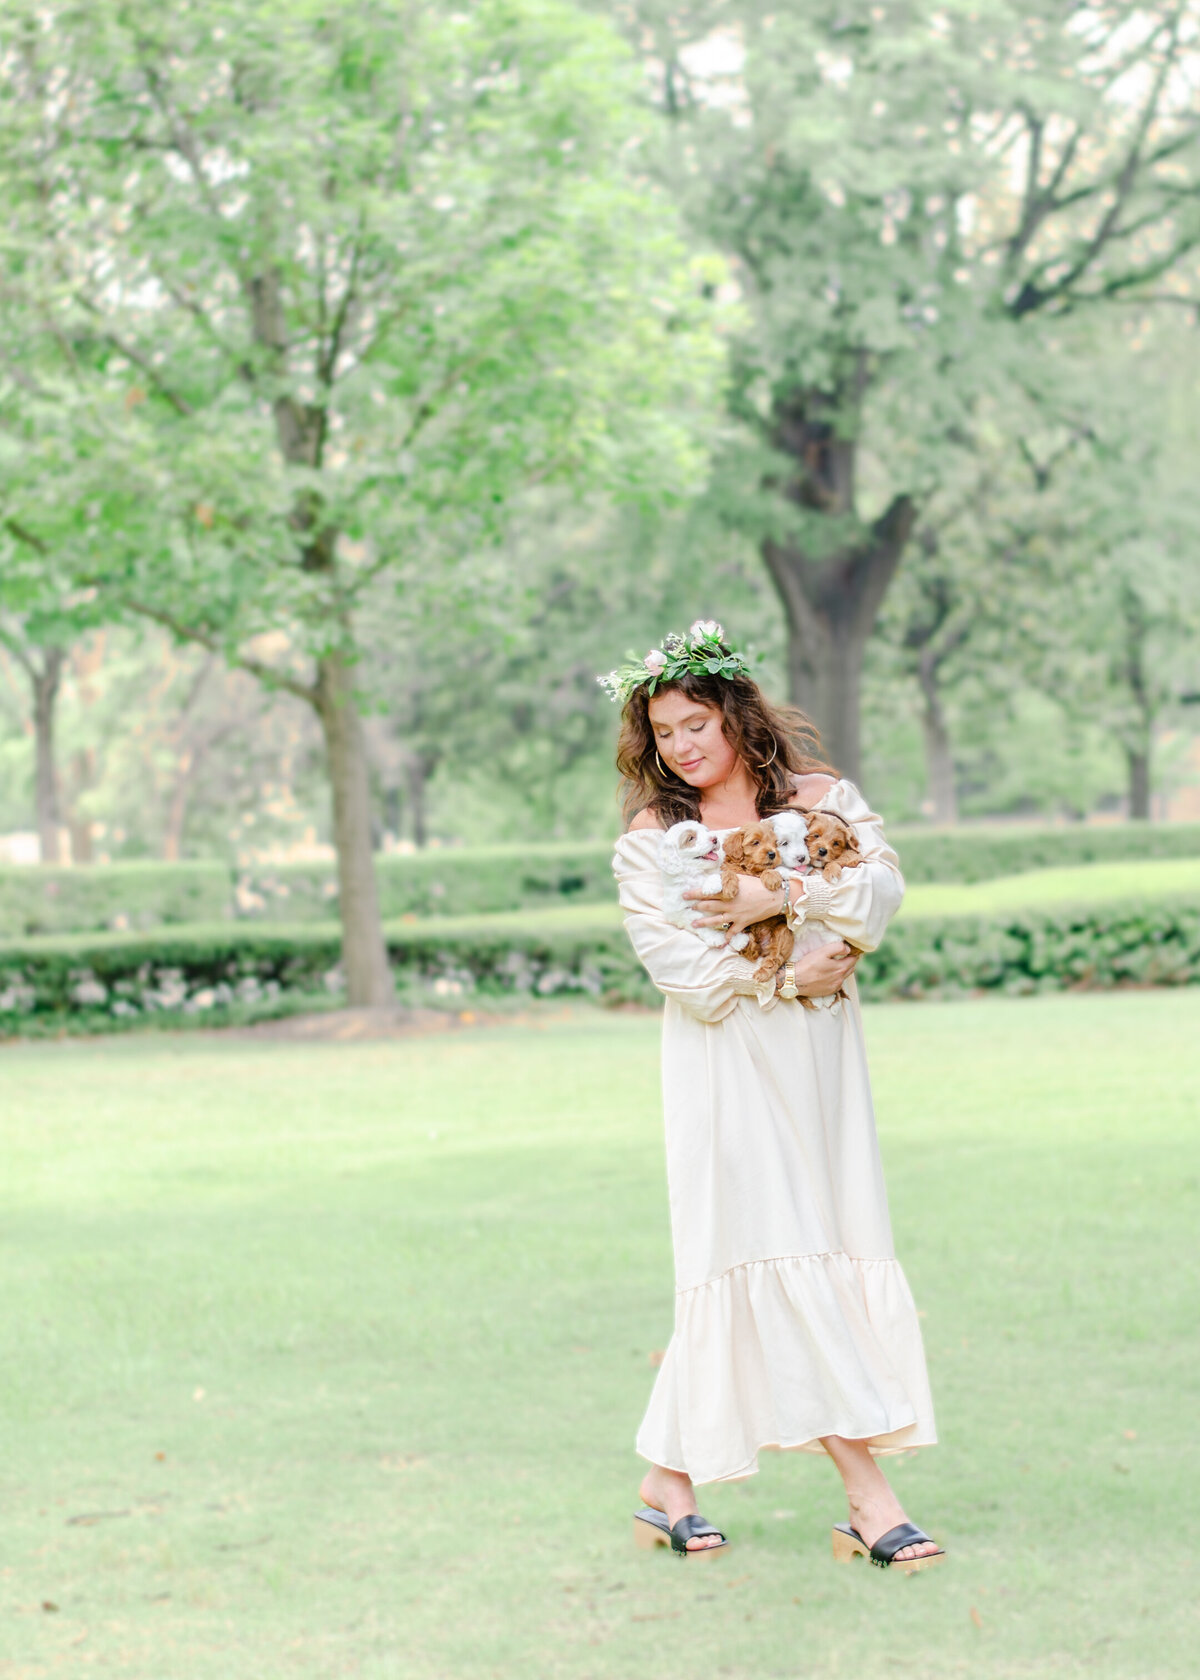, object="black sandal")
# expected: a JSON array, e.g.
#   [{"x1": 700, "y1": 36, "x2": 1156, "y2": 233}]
[
  {"x1": 832, "y1": 1520, "x2": 945, "y2": 1573},
  {"x1": 633, "y1": 1507, "x2": 729, "y2": 1556}
]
